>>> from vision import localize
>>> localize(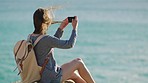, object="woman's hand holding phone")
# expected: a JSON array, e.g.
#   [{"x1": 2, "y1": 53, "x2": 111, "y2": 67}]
[
  {"x1": 59, "y1": 16, "x2": 78, "y2": 30},
  {"x1": 59, "y1": 18, "x2": 69, "y2": 30},
  {"x1": 72, "y1": 16, "x2": 78, "y2": 30}
]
